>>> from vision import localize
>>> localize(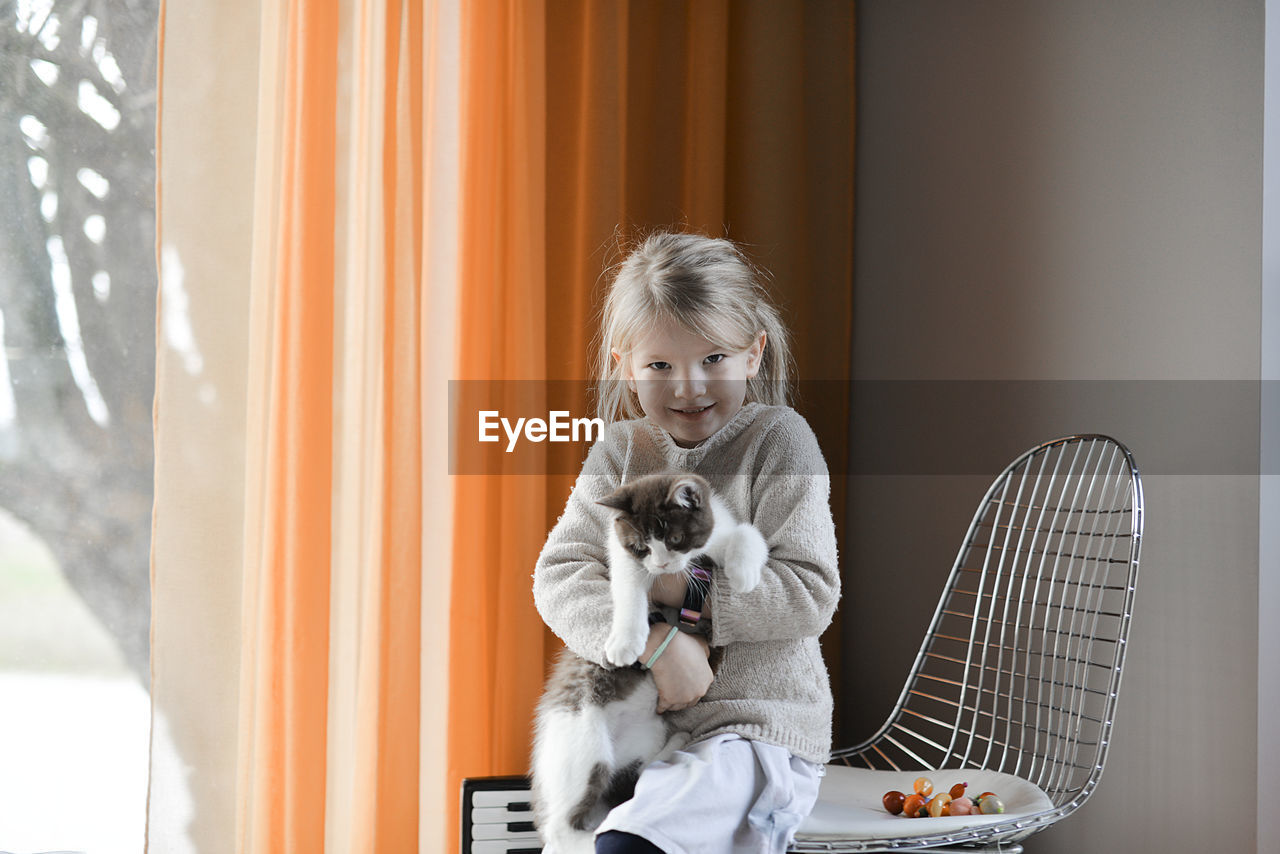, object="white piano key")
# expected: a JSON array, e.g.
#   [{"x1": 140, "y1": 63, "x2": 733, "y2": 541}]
[
  {"x1": 473, "y1": 788, "x2": 534, "y2": 808},
  {"x1": 470, "y1": 823, "x2": 541, "y2": 842},
  {"x1": 472, "y1": 805, "x2": 535, "y2": 823},
  {"x1": 471, "y1": 840, "x2": 542, "y2": 854}
]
